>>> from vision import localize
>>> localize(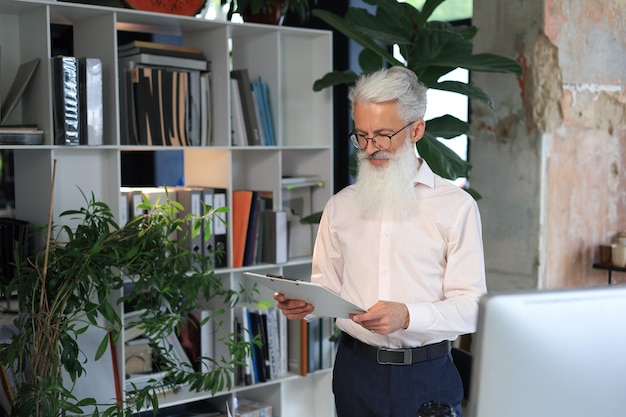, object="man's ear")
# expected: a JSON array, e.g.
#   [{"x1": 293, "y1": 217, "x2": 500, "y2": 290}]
[{"x1": 411, "y1": 119, "x2": 426, "y2": 144}]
